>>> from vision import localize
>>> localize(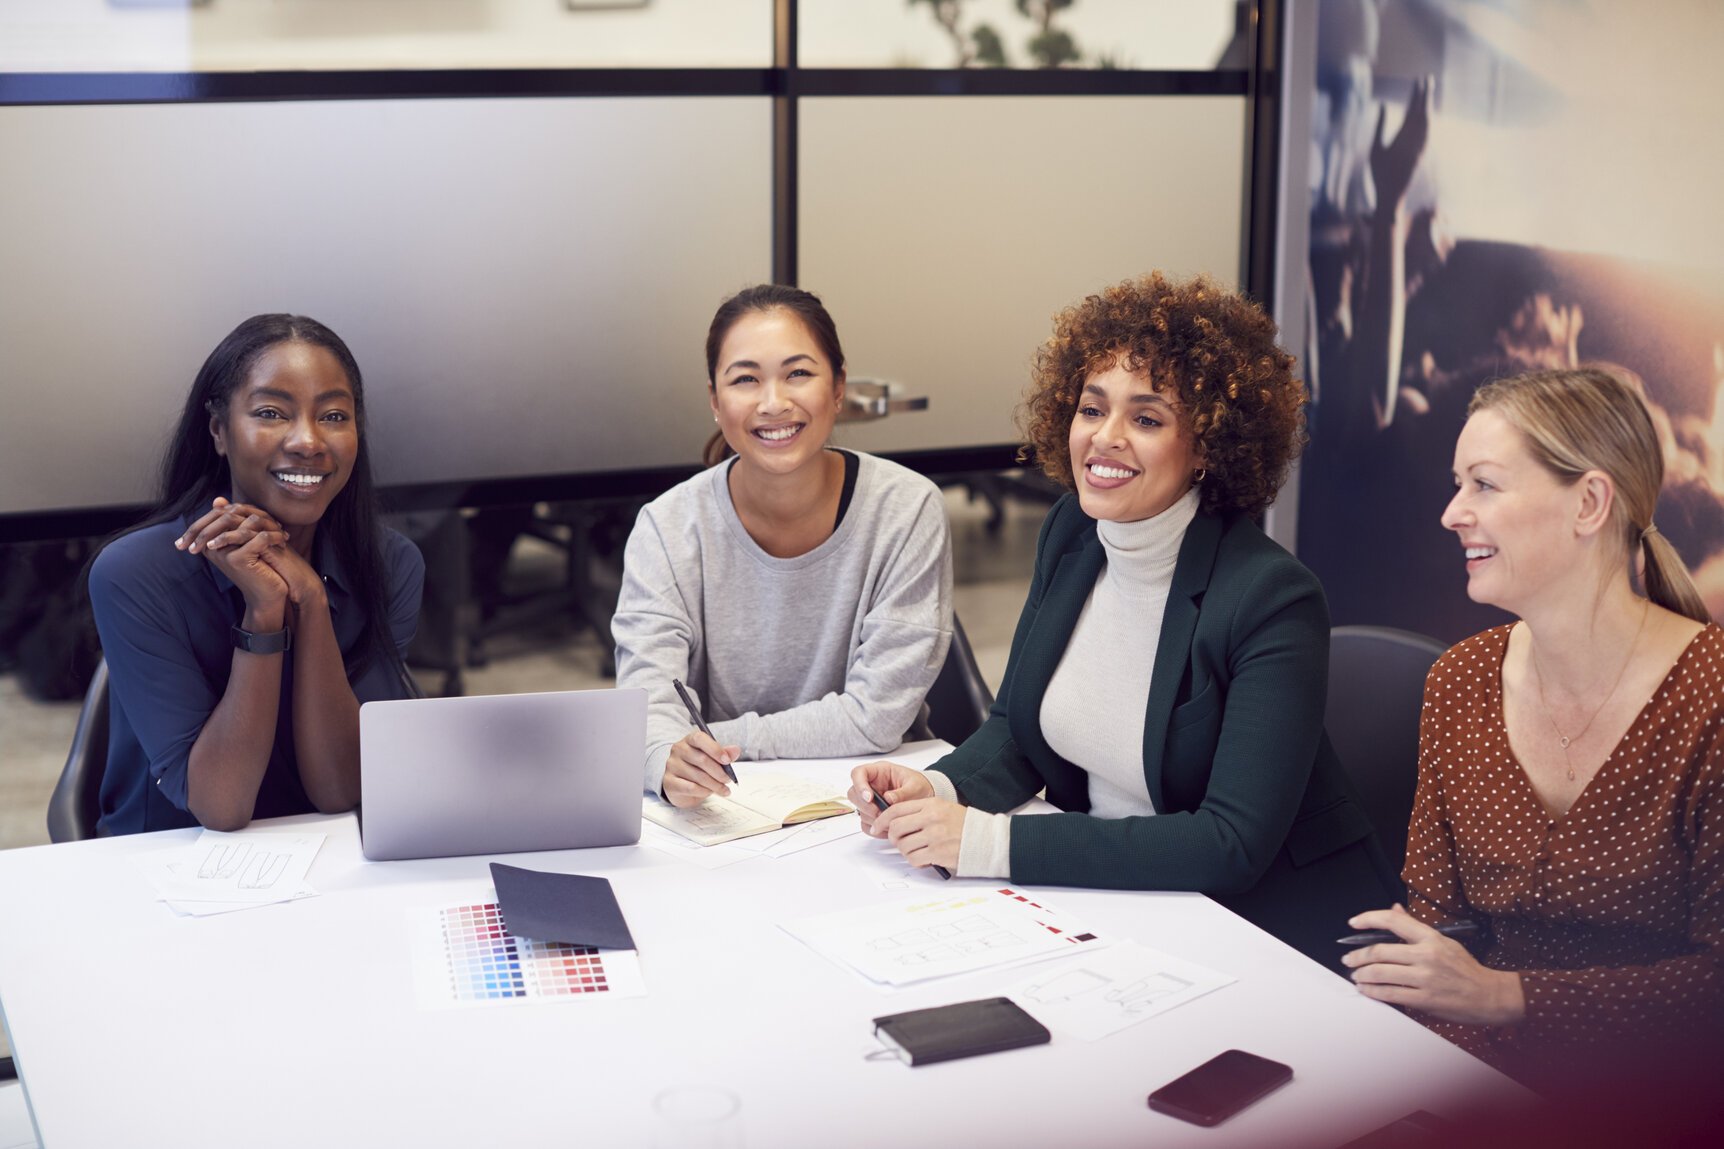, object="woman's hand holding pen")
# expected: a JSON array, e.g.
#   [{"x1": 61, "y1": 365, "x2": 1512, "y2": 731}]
[
  {"x1": 848, "y1": 761, "x2": 932, "y2": 835},
  {"x1": 881, "y1": 799, "x2": 964, "y2": 872},
  {"x1": 849, "y1": 762, "x2": 961, "y2": 872},
  {"x1": 1342, "y1": 904, "x2": 1525, "y2": 1026},
  {"x1": 663, "y1": 731, "x2": 741, "y2": 808}
]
